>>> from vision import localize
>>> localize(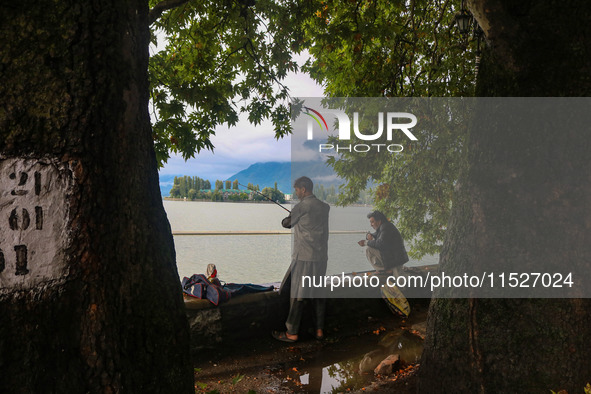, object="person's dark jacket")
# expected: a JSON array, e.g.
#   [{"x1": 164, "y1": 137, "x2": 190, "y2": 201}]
[{"x1": 366, "y1": 221, "x2": 409, "y2": 269}]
